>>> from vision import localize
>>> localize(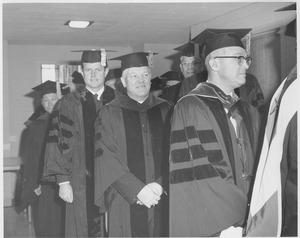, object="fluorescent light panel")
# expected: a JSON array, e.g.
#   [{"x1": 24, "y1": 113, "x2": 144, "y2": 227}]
[{"x1": 65, "y1": 20, "x2": 94, "y2": 28}]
